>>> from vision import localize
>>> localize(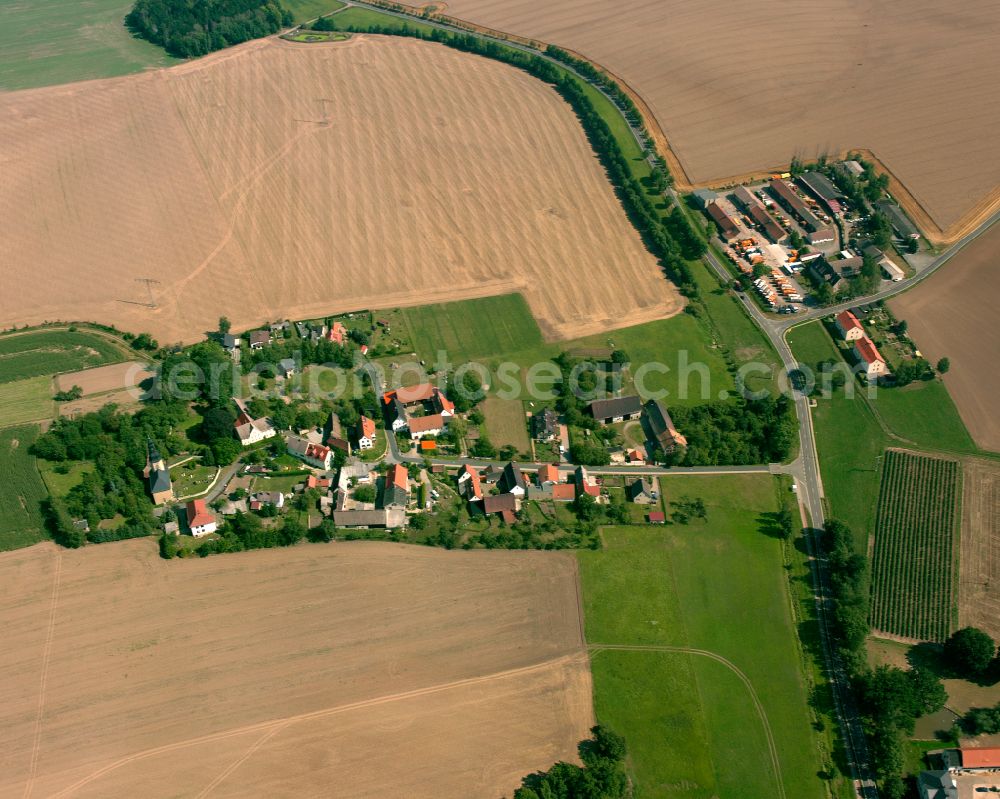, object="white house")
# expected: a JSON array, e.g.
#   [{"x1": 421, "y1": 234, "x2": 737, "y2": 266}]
[
  {"x1": 287, "y1": 436, "x2": 333, "y2": 470},
  {"x1": 834, "y1": 310, "x2": 865, "y2": 342},
  {"x1": 854, "y1": 336, "x2": 889, "y2": 380},
  {"x1": 250, "y1": 491, "x2": 285, "y2": 510},
  {"x1": 356, "y1": 416, "x2": 377, "y2": 450},
  {"x1": 235, "y1": 418, "x2": 275, "y2": 445},
  {"x1": 248, "y1": 330, "x2": 269, "y2": 350},
  {"x1": 233, "y1": 398, "x2": 276, "y2": 446},
  {"x1": 186, "y1": 500, "x2": 217, "y2": 537},
  {"x1": 498, "y1": 462, "x2": 527, "y2": 497},
  {"x1": 406, "y1": 414, "x2": 445, "y2": 440}
]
